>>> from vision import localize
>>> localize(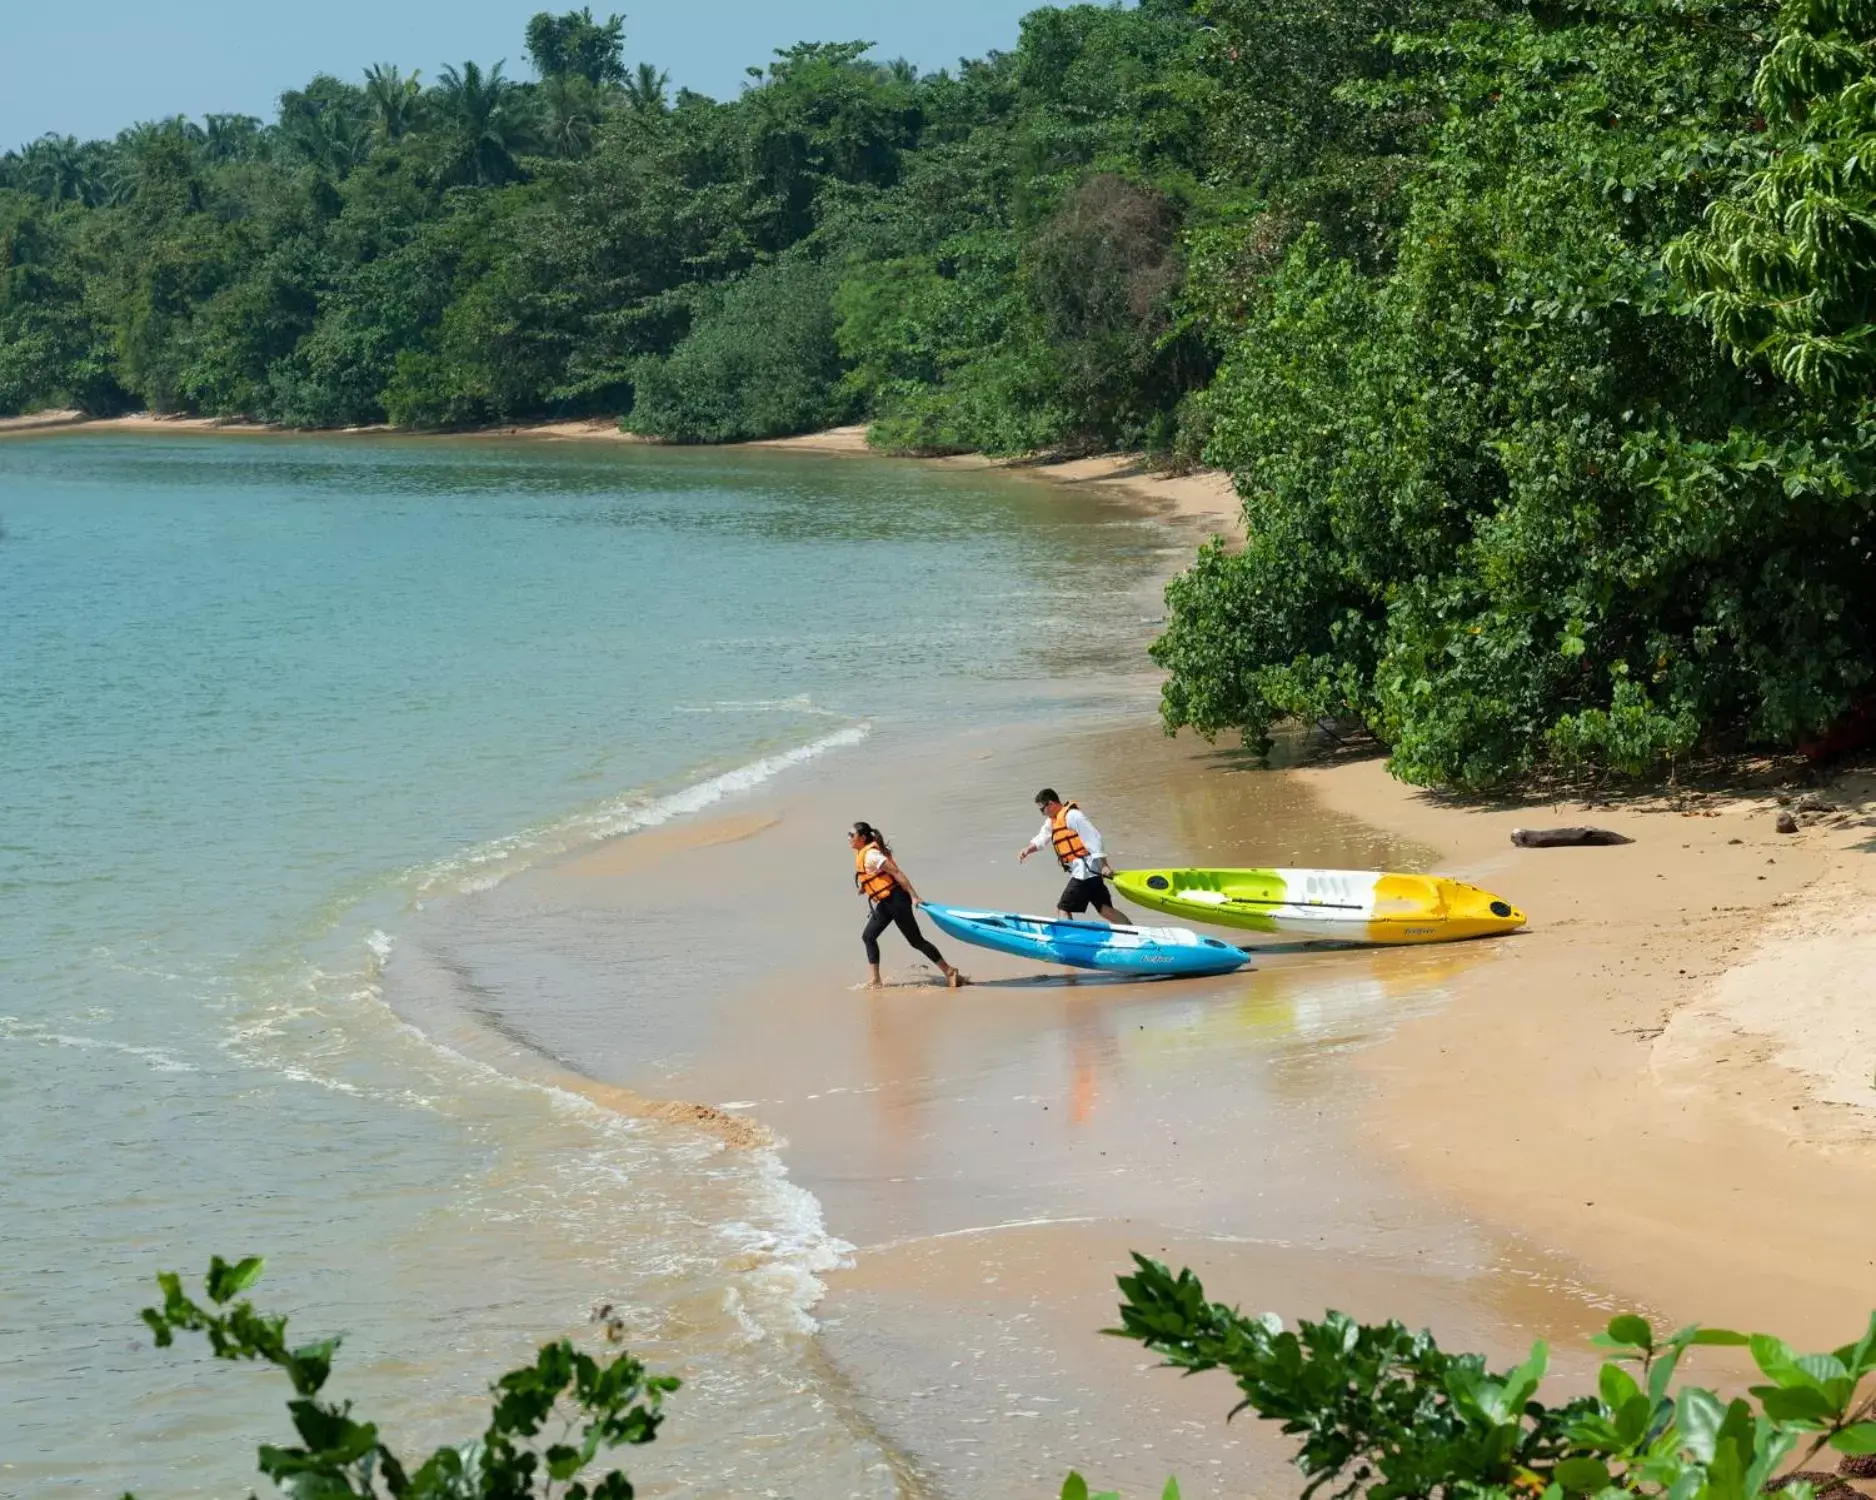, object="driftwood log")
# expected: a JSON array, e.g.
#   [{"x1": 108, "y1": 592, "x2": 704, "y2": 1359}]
[{"x1": 1510, "y1": 826, "x2": 1634, "y2": 848}]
